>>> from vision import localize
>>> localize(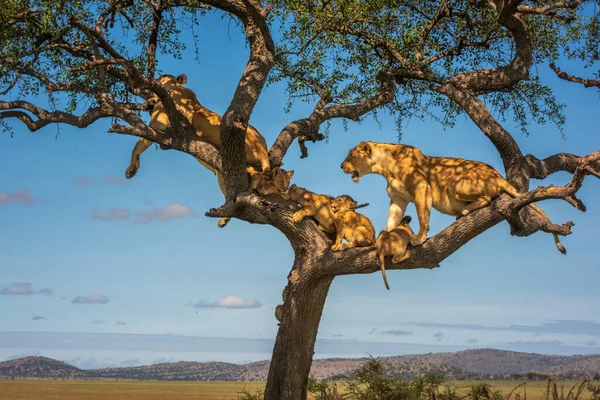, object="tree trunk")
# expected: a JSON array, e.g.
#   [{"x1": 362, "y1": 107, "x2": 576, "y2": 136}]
[{"x1": 264, "y1": 269, "x2": 334, "y2": 400}]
